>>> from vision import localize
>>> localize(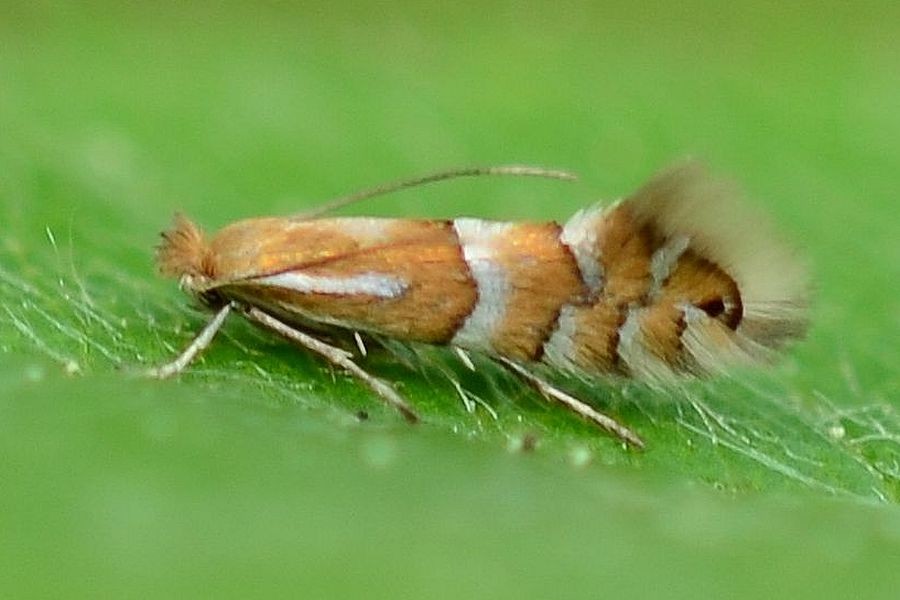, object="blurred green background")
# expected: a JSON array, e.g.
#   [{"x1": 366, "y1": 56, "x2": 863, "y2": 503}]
[{"x1": 2, "y1": 1, "x2": 899, "y2": 597}]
